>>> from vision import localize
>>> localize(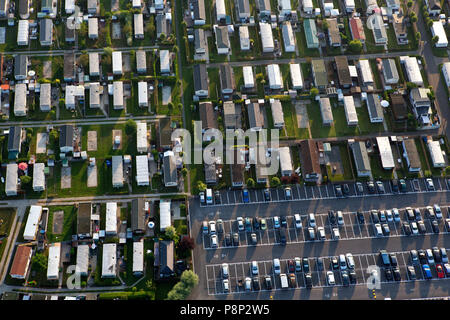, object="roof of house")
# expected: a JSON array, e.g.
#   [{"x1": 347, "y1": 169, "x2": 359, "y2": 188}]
[
  {"x1": 223, "y1": 101, "x2": 240, "y2": 128},
  {"x1": 366, "y1": 93, "x2": 384, "y2": 120},
  {"x1": 163, "y1": 152, "x2": 178, "y2": 186},
  {"x1": 8, "y1": 126, "x2": 21, "y2": 151},
  {"x1": 77, "y1": 203, "x2": 92, "y2": 235},
  {"x1": 14, "y1": 55, "x2": 28, "y2": 78},
  {"x1": 247, "y1": 102, "x2": 264, "y2": 129},
  {"x1": 327, "y1": 18, "x2": 341, "y2": 45},
  {"x1": 299, "y1": 140, "x2": 320, "y2": 176},
  {"x1": 237, "y1": 0, "x2": 250, "y2": 15},
  {"x1": 220, "y1": 64, "x2": 235, "y2": 92},
  {"x1": 199, "y1": 101, "x2": 218, "y2": 130},
  {"x1": 10, "y1": 246, "x2": 32, "y2": 278},
  {"x1": 270, "y1": 99, "x2": 284, "y2": 125},
  {"x1": 256, "y1": 0, "x2": 271, "y2": 12},
  {"x1": 352, "y1": 141, "x2": 371, "y2": 173},
  {"x1": 349, "y1": 18, "x2": 365, "y2": 41},
  {"x1": 194, "y1": 28, "x2": 207, "y2": 52},
  {"x1": 319, "y1": 97, "x2": 333, "y2": 123},
  {"x1": 131, "y1": 198, "x2": 146, "y2": 232},
  {"x1": 390, "y1": 93, "x2": 408, "y2": 120},
  {"x1": 312, "y1": 59, "x2": 328, "y2": 87},
  {"x1": 59, "y1": 125, "x2": 74, "y2": 148},
  {"x1": 40, "y1": 18, "x2": 52, "y2": 43},
  {"x1": 393, "y1": 13, "x2": 407, "y2": 36},
  {"x1": 204, "y1": 163, "x2": 216, "y2": 183},
  {"x1": 410, "y1": 87, "x2": 431, "y2": 103},
  {"x1": 428, "y1": 0, "x2": 441, "y2": 10},
  {"x1": 64, "y1": 53, "x2": 75, "y2": 79},
  {"x1": 136, "y1": 50, "x2": 146, "y2": 71},
  {"x1": 215, "y1": 26, "x2": 229, "y2": 49},
  {"x1": 403, "y1": 138, "x2": 421, "y2": 169},
  {"x1": 193, "y1": 0, "x2": 206, "y2": 20},
  {"x1": 335, "y1": 56, "x2": 352, "y2": 87},
  {"x1": 159, "y1": 240, "x2": 174, "y2": 276},
  {"x1": 382, "y1": 58, "x2": 399, "y2": 81},
  {"x1": 304, "y1": 19, "x2": 319, "y2": 47},
  {"x1": 193, "y1": 64, "x2": 208, "y2": 94}
]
